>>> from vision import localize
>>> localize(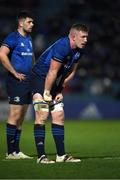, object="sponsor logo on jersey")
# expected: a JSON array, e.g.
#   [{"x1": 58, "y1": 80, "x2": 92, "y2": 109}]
[{"x1": 21, "y1": 52, "x2": 32, "y2": 56}]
